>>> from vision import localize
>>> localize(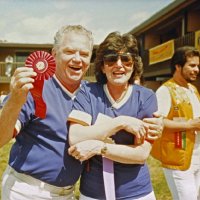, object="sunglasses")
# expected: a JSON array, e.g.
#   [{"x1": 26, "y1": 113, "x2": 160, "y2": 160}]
[{"x1": 103, "y1": 53, "x2": 133, "y2": 66}]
